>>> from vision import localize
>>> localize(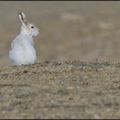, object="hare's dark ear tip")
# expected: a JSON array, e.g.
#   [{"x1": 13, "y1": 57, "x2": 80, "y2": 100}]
[
  {"x1": 19, "y1": 12, "x2": 24, "y2": 15},
  {"x1": 19, "y1": 11, "x2": 22, "y2": 14},
  {"x1": 19, "y1": 12, "x2": 22, "y2": 16}
]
